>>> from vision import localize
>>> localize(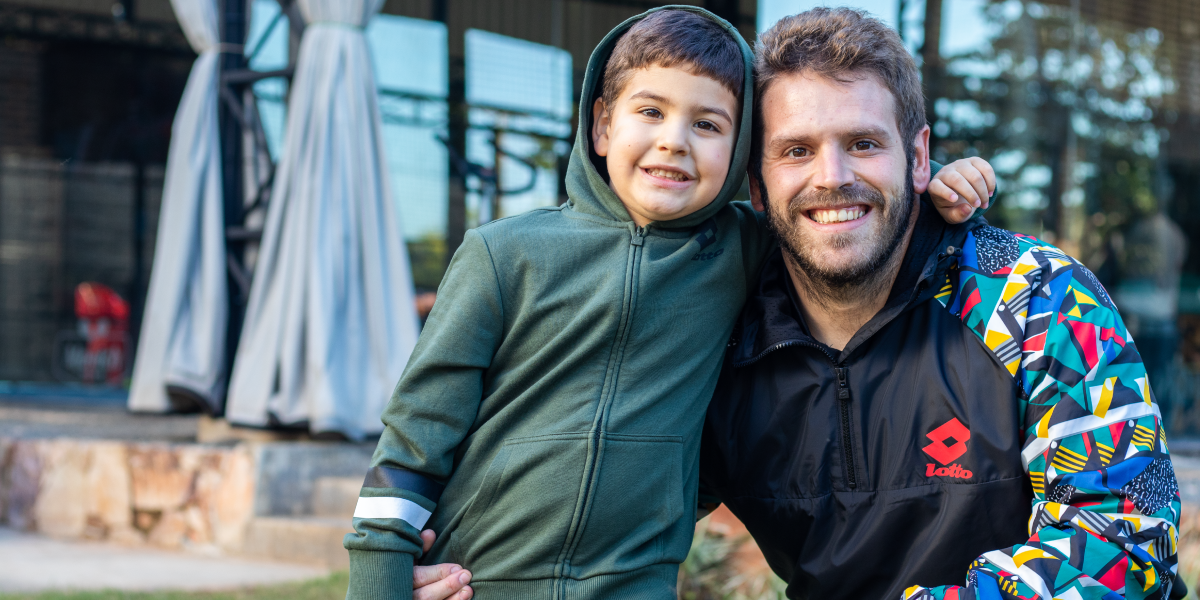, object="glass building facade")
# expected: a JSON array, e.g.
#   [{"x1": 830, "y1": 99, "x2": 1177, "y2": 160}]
[{"x1": 0, "y1": 0, "x2": 1196, "y2": 436}]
